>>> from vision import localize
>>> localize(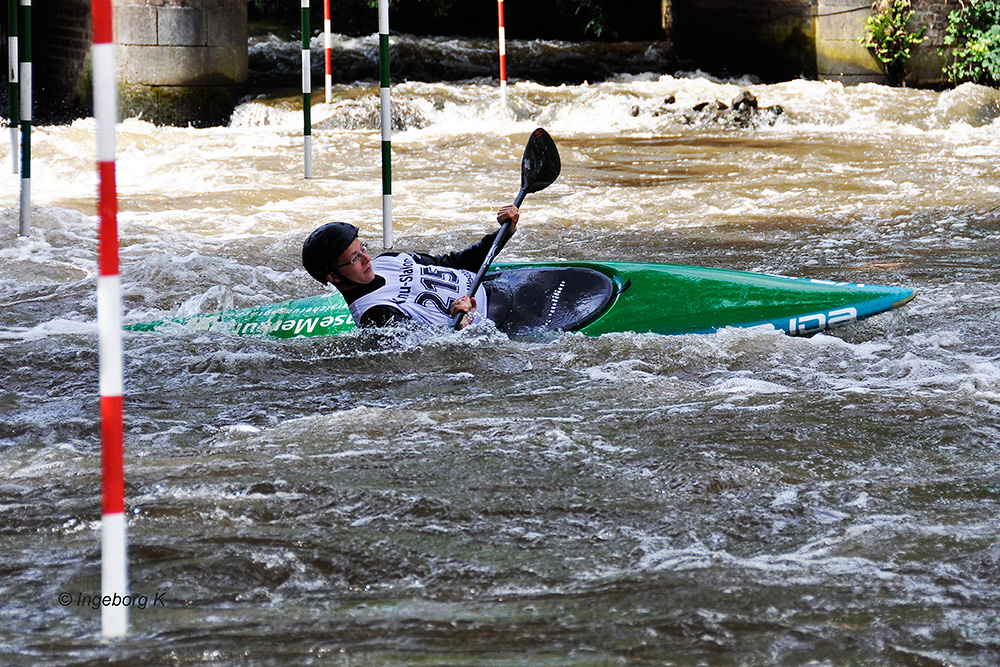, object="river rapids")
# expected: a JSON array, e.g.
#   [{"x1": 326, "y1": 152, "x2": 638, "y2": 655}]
[{"x1": 1, "y1": 32, "x2": 999, "y2": 666}]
